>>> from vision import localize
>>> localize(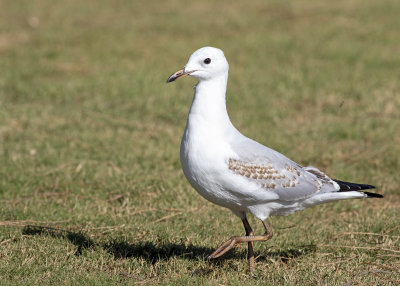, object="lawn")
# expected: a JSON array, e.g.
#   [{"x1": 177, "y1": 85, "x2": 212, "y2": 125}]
[{"x1": 0, "y1": 0, "x2": 399, "y2": 284}]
